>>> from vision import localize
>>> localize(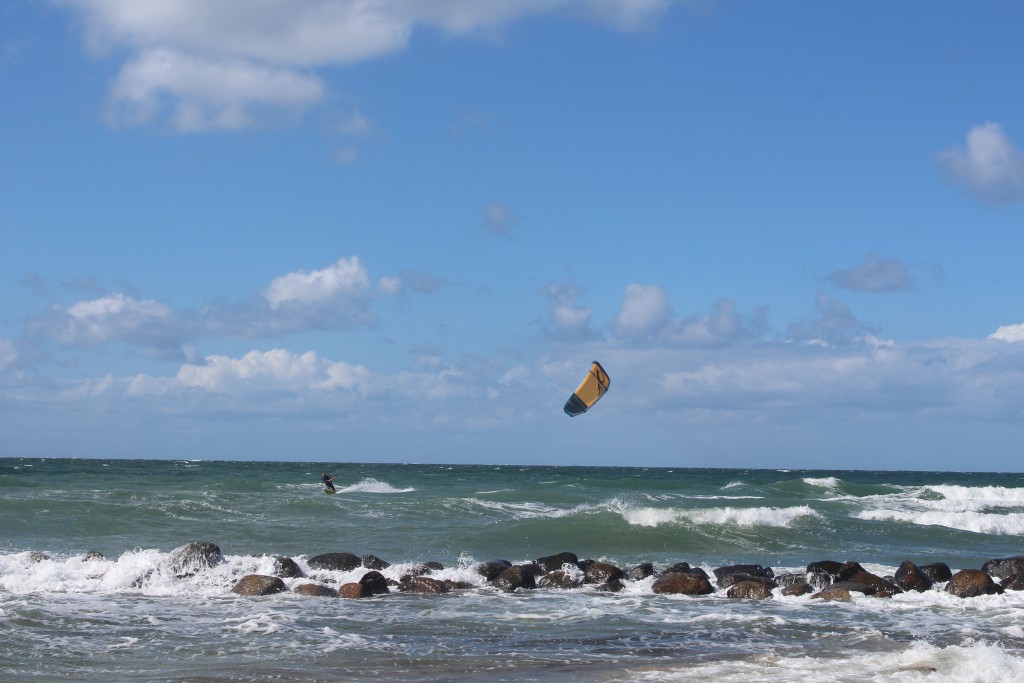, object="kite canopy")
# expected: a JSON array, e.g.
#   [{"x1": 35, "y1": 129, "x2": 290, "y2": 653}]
[{"x1": 563, "y1": 361, "x2": 610, "y2": 417}]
